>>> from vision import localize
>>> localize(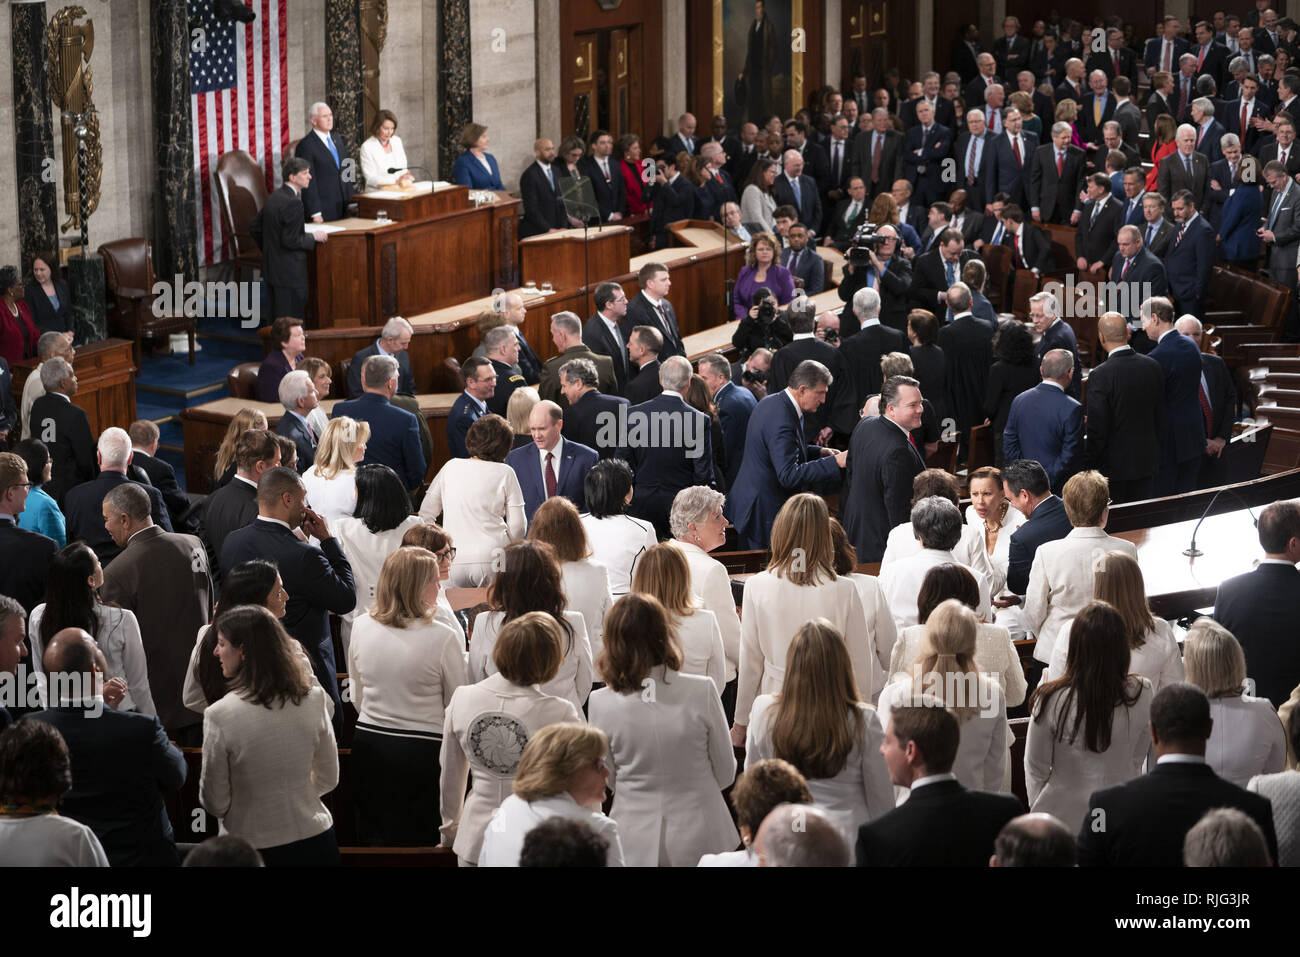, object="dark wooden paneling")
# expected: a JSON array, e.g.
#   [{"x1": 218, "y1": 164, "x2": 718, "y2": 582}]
[
  {"x1": 11, "y1": 339, "x2": 137, "y2": 439},
  {"x1": 561, "y1": 0, "x2": 663, "y2": 145},
  {"x1": 842, "y1": 1, "x2": 914, "y2": 90}
]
